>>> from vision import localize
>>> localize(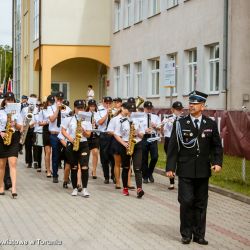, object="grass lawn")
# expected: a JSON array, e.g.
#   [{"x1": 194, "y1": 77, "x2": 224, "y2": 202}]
[{"x1": 156, "y1": 142, "x2": 250, "y2": 197}]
